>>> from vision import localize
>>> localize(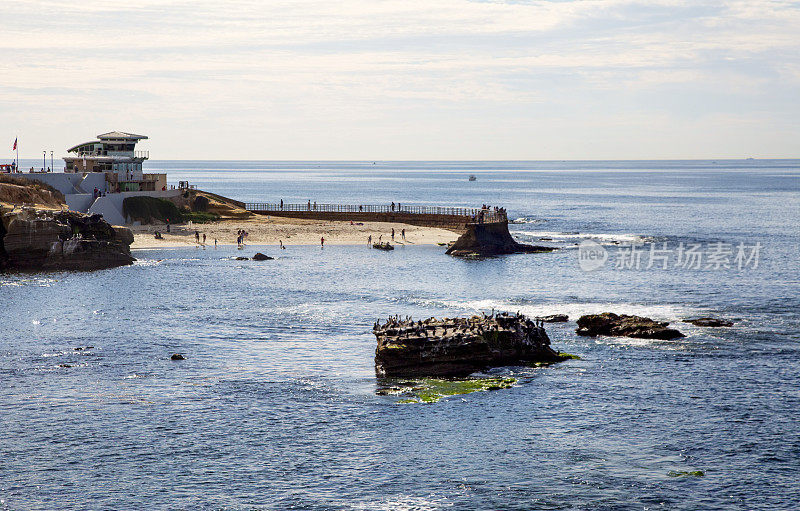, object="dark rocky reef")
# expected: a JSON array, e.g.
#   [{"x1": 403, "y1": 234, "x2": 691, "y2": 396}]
[
  {"x1": 374, "y1": 312, "x2": 568, "y2": 377},
  {"x1": 576, "y1": 313, "x2": 684, "y2": 340},
  {"x1": 683, "y1": 317, "x2": 734, "y2": 327},
  {"x1": 0, "y1": 207, "x2": 134, "y2": 271},
  {"x1": 252, "y1": 252, "x2": 274, "y2": 261},
  {"x1": 446, "y1": 221, "x2": 554, "y2": 257}
]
